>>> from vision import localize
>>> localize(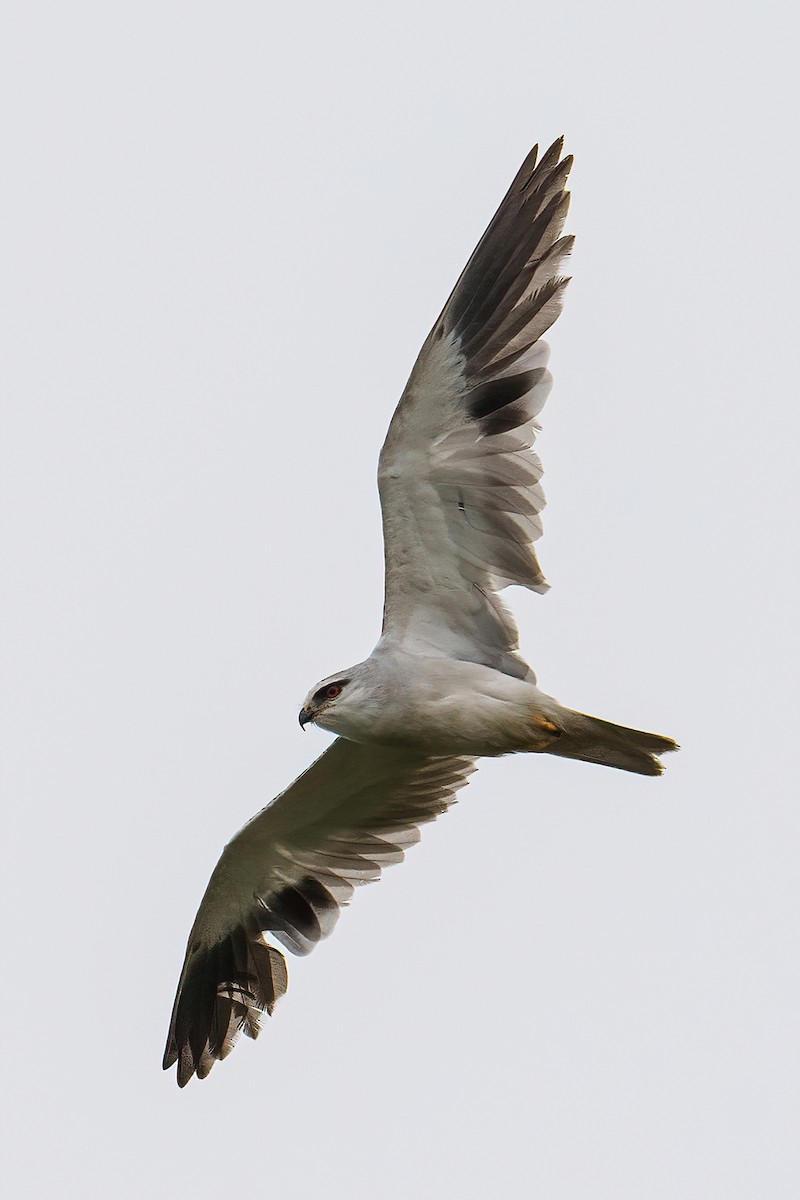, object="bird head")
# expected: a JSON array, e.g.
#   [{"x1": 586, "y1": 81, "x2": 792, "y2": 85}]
[{"x1": 299, "y1": 668, "x2": 360, "y2": 732}]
